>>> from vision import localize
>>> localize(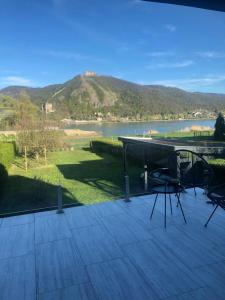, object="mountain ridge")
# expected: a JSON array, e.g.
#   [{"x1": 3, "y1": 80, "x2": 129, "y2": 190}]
[{"x1": 1, "y1": 73, "x2": 225, "y2": 120}]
